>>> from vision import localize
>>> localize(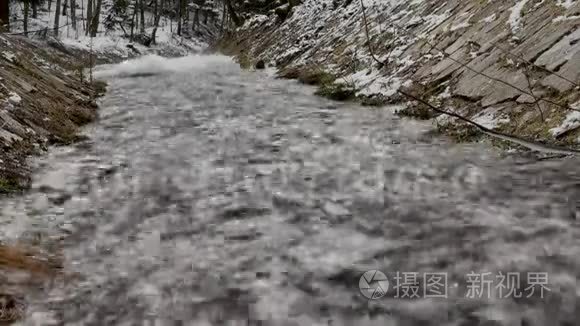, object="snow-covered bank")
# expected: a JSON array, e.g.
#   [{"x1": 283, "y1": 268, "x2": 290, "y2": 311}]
[
  {"x1": 0, "y1": 33, "x2": 101, "y2": 193},
  {"x1": 223, "y1": 0, "x2": 580, "y2": 149}
]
